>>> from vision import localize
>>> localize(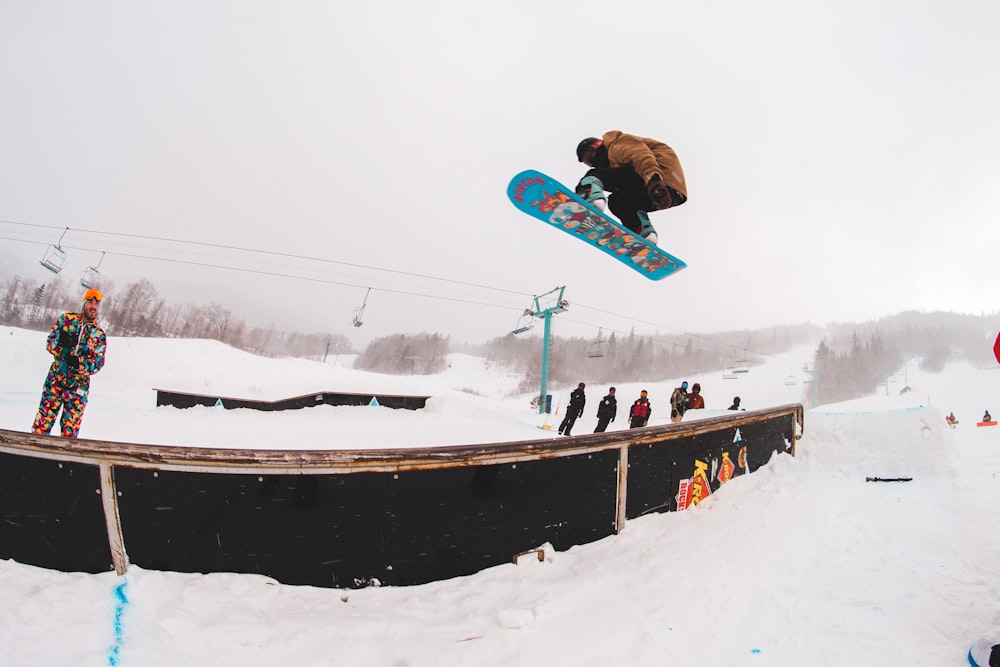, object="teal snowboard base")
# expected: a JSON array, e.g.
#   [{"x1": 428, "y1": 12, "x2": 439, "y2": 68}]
[{"x1": 507, "y1": 169, "x2": 687, "y2": 281}]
